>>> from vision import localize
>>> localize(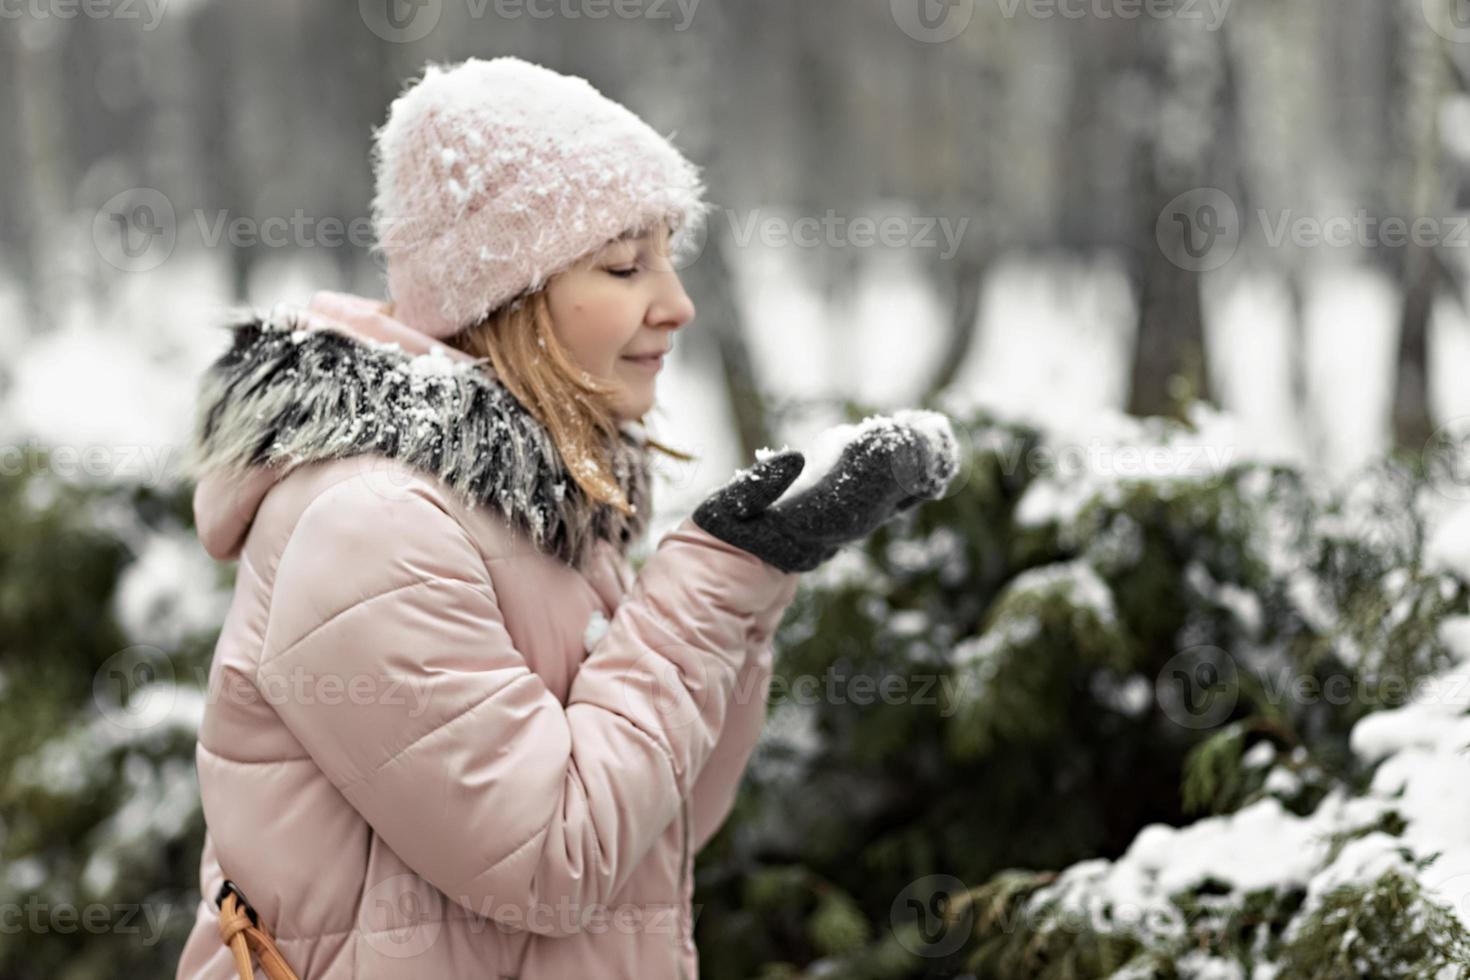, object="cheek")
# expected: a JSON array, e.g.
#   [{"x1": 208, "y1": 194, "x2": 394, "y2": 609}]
[{"x1": 556, "y1": 291, "x2": 640, "y2": 372}]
